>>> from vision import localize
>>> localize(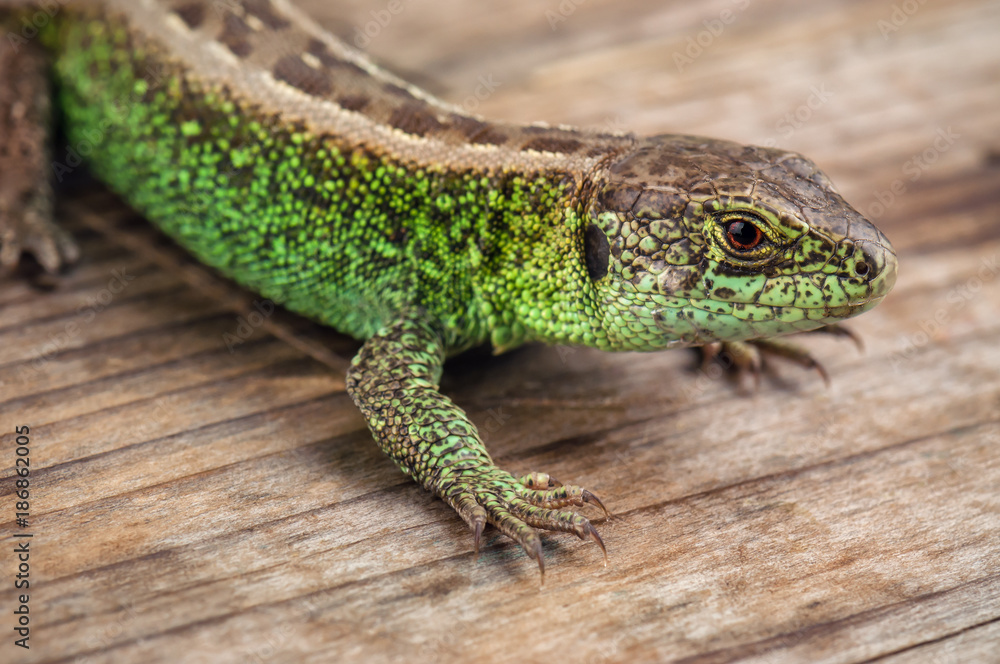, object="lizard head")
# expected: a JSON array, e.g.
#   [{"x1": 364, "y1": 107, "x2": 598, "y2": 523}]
[{"x1": 584, "y1": 134, "x2": 897, "y2": 350}]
